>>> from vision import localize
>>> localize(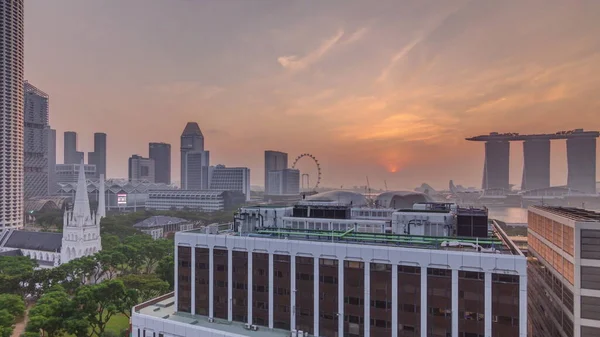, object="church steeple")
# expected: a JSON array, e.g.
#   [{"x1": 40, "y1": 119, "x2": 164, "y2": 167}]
[
  {"x1": 72, "y1": 160, "x2": 91, "y2": 225},
  {"x1": 60, "y1": 161, "x2": 102, "y2": 264}
]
